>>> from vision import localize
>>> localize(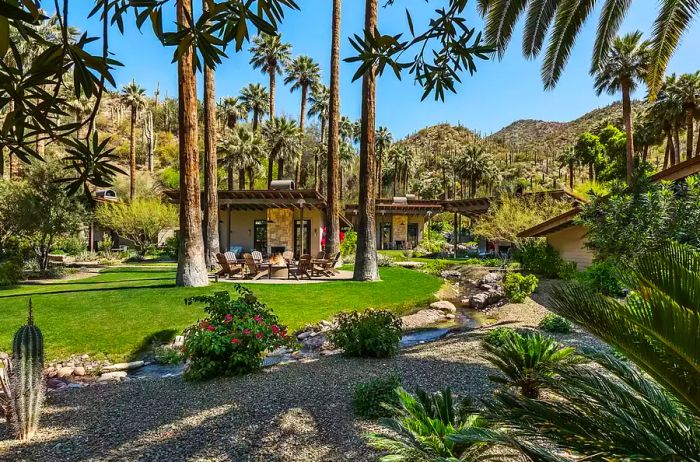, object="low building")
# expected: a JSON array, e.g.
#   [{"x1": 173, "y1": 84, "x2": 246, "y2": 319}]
[{"x1": 165, "y1": 188, "x2": 350, "y2": 257}]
